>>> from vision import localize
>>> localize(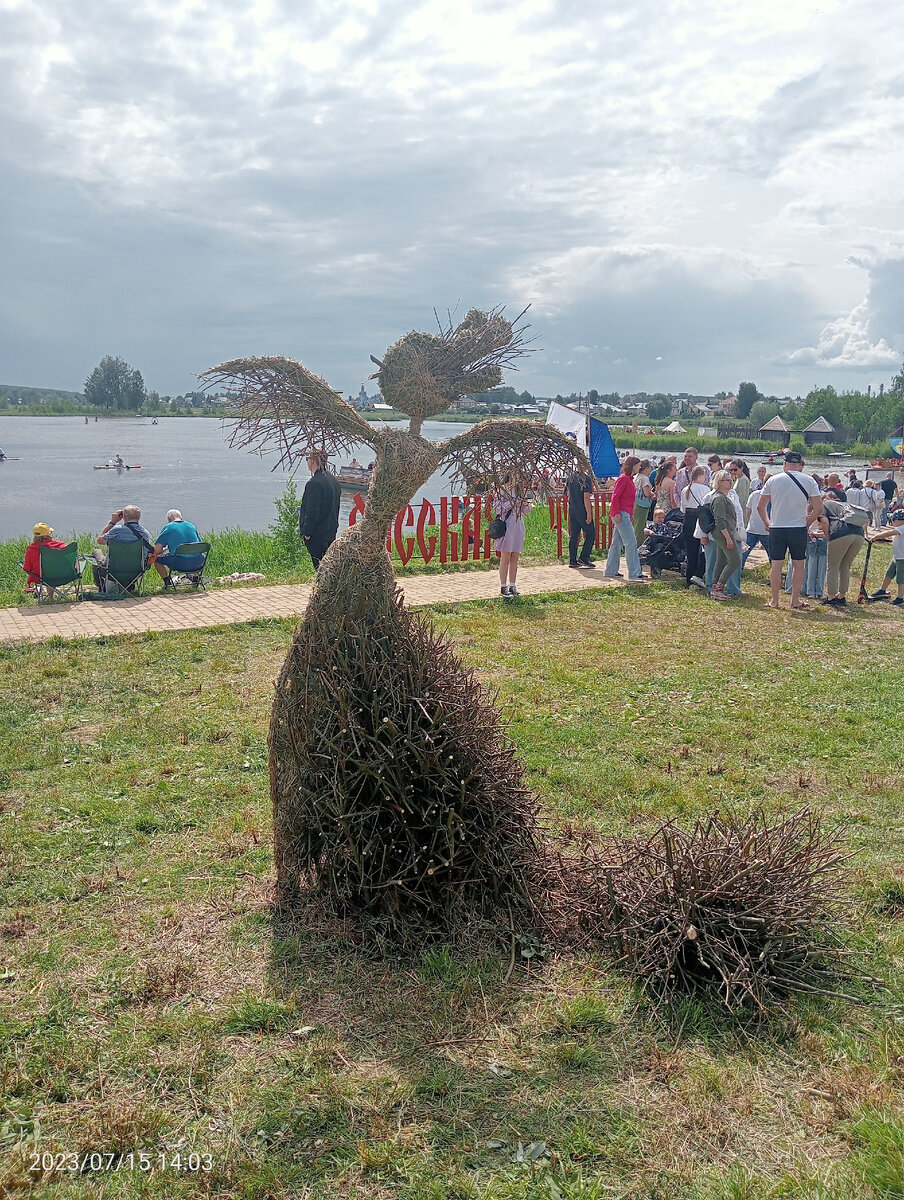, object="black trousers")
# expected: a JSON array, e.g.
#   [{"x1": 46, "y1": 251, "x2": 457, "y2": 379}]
[
  {"x1": 682, "y1": 510, "x2": 705, "y2": 584},
  {"x1": 568, "y1": 513, "x2": 596, "y2": 564},
  {"x1": 305, "y1": 536, "x2": 333, "y2": 569}
]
